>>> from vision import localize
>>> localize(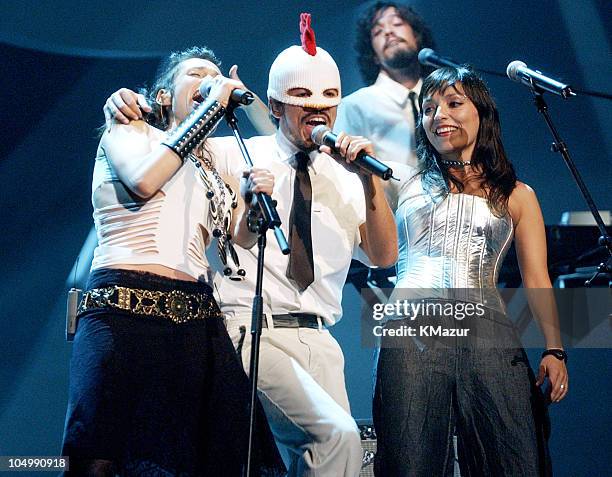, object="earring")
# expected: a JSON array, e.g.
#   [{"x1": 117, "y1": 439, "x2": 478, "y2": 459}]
[{"x1": 156, "y1": 99, "x2": 165, "y2": 124}]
